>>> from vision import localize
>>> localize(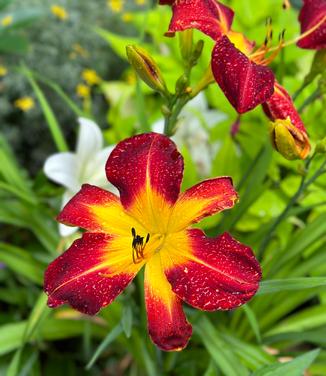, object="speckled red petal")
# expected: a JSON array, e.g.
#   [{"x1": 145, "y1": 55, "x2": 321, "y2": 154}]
[
  {"x1": 57, "y1": 184, "x2": 120, "y2": 232},
  {"x1": 44, "y1": 232, "x2": 140, "y2": 315},
  {"x1": 165, "y1": 230, "x2": 261, "y2": 311},
  {"x1": 56, "y1": 184, "x2": 145, "y2": 236},
  {"x1": 262, "y1": 81, "x2": 307, "y2": 134},
  {"x1": 166, "y1": 0, "x2": 234, "y2": 40},
  {"x1": 145, "y1": 254, "x2": 192, "y2": 351},
  {"x1": 169, "y1": 177, "x2": 238, "y2": 232},
  {"x1": 211, "y1": 36, "x2": 275, "y2": 114},
  {"x1": 297, "y1": 0, "x2": 326, "y2": 50},
  {"x1": 106, "y1": 133, "x2": 183, "y2": 208}
]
